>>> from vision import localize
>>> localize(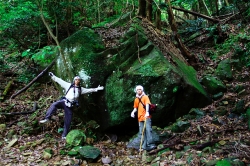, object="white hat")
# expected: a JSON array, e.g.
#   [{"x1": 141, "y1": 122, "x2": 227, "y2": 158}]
[
  {"x1": 73, "y1": 76, "x2": 81, "y2": 81},
  {"x1": 135, "y1": 85, "x2": 144, "y2": 91}
]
